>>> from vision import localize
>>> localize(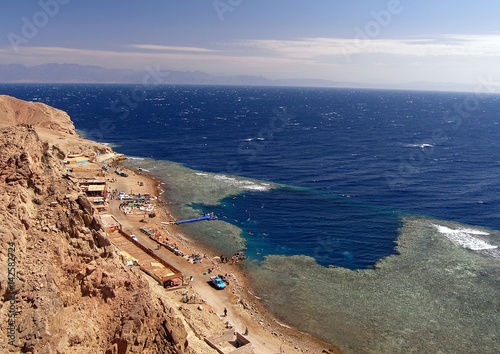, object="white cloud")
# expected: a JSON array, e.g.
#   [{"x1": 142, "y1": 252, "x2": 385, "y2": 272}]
[
  {"x1": 236, "y1": 34, "x2": 500, "y2": 61},
  {"x1": 0, "y1": 45, "x2": 309, "y2": 73},
  {"x1": 128, "y1": 44, "x2": 216, "y2": 53}
]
